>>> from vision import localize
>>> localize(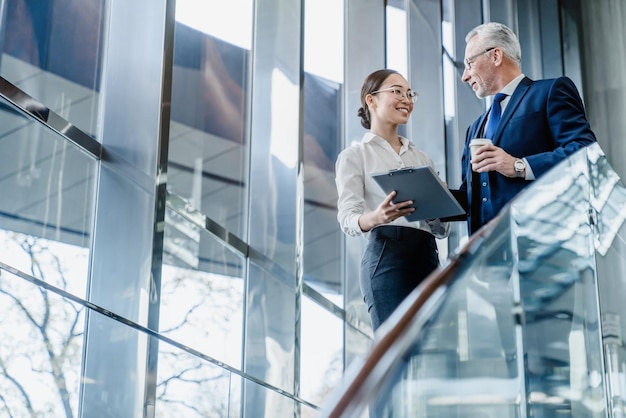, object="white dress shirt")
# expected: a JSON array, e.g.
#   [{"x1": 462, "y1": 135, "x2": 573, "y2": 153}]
[{"x1": 335, "y1": 132, "x2": 450, "y2": 239}]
